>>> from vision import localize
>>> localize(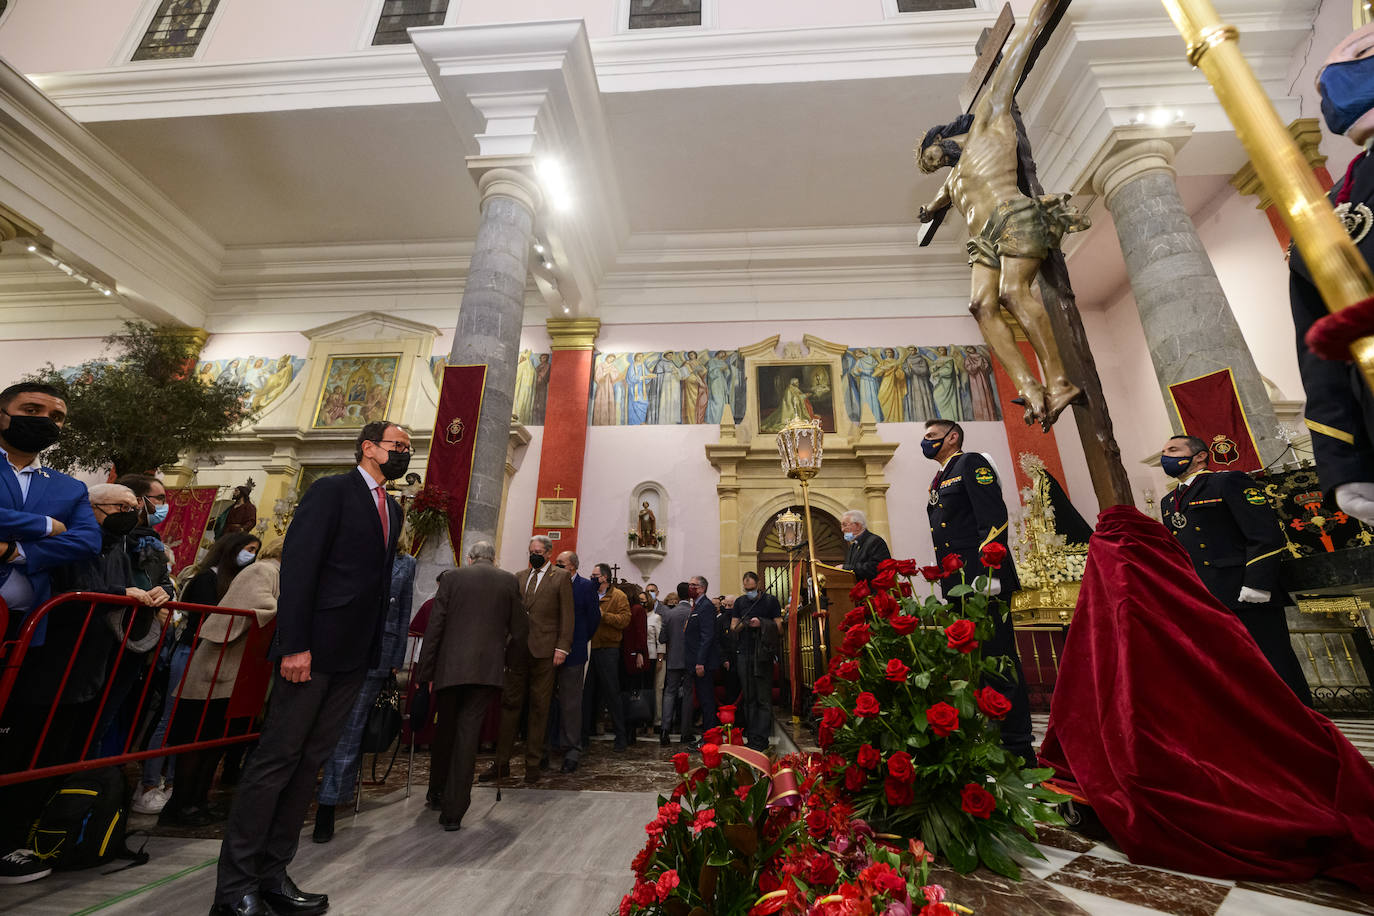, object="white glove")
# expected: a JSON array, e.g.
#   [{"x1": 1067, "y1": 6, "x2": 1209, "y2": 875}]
[
  {"x1": 1237, "y1": 586, "x2": 1271, "y2": 604},
  {"x1": 988, "y1": 578, "x2": 1002, "y2": 597},
  {"x1": 1336, "y1": 482, "x2": 1374, "y2": 527}
]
